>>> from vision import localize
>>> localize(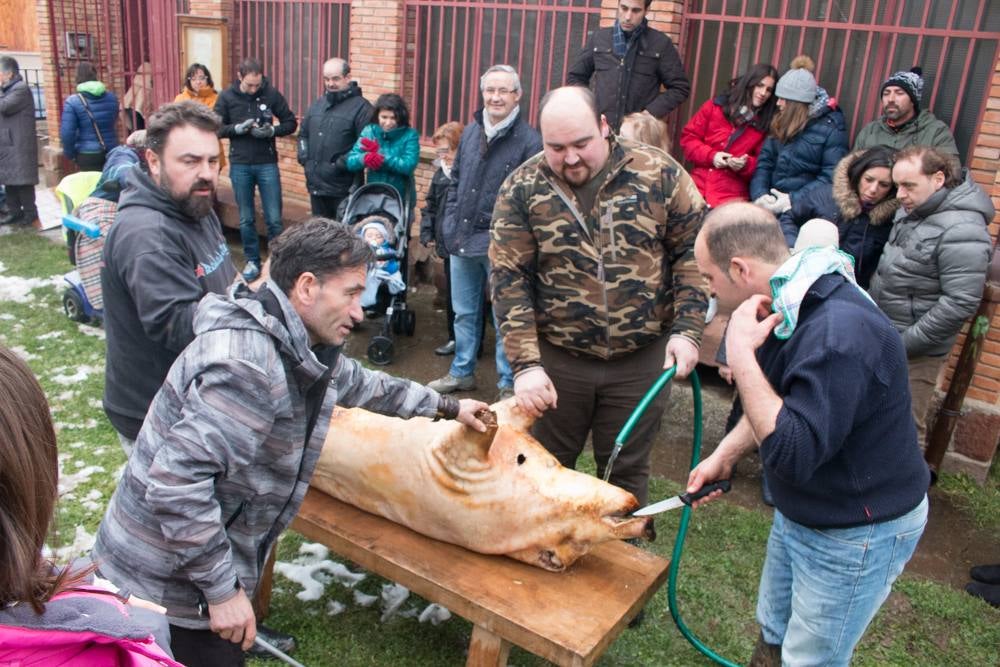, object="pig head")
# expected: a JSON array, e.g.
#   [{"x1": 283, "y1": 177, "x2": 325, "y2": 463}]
[{"x1": 310, "y1": 398, "x2": 654, "y2": 572}]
